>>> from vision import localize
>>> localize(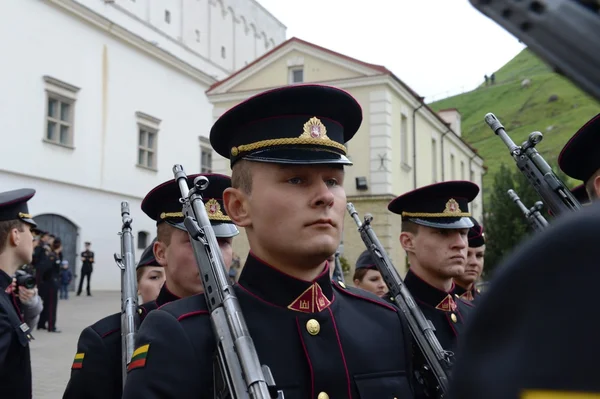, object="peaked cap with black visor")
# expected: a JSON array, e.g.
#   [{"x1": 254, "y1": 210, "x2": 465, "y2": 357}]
[
  {"x1": 210, "y1": 84, "x2": 362, "y2": 166},
  {"x1": 558, "y1": 113, "x2": 600, "y2": 183},
  {"x1": 388, "y1": 181, "x2": 480, "y2": 229},
  {"x1": 142, "y1": 173, "x2": 239, "y2": 238},
  {"x1": 0, "y1": 189, "x2": 37, "y2": 227}
]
